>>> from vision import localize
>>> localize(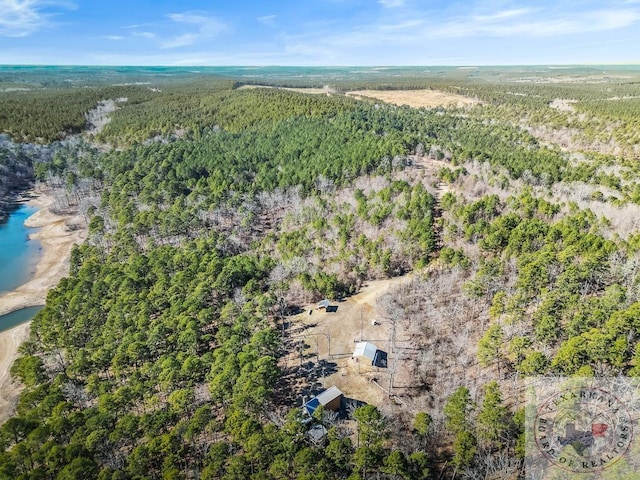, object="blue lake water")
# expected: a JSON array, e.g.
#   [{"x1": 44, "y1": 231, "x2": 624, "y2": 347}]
[
  {"x1": 0, "y1": 306, "x2": 43, "y2": 333},
  {"x1": 0, "y1": 204, "x2": 41, "y2": 294}
]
